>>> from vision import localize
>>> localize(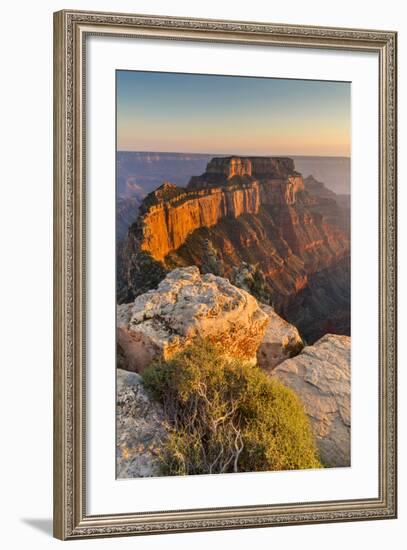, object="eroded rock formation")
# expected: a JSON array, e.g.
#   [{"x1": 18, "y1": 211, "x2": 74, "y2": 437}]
[
  {"x1": 117, "y1": 266, "x2": 269, "y2": 372},
  {"x1": 271, "y1": 334, "x2": 351, "y2": 467},
  {"x1": 206, "y1": 156, "x2": 252, "y2": 178},
  {"x1": 135, "y1": 180, "x2": 262, "y2": 261},
  {"x1": 192, "y1": 155, "x2": 298, "y2": 184},
  {"x1": 126, "y1": 157, "x2": 307, "y2": 263}
]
